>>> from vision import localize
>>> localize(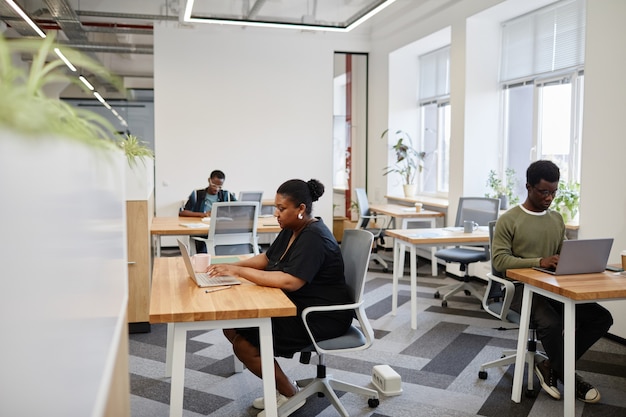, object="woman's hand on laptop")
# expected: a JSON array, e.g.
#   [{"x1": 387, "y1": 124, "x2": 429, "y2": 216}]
[{"x1": 208, "y1": 264, "x2": 238, "y2": 277}]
